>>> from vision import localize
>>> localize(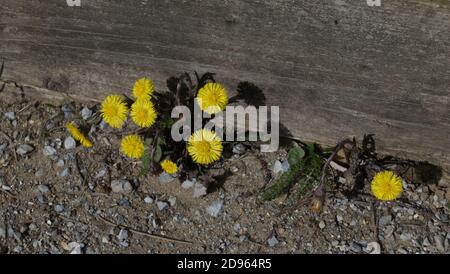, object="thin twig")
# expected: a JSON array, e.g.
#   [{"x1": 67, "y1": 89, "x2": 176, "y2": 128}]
[
  {"x1": 39, "y1": 112, "x2": 63, "y2": 140},
  {"x1": 245, "y1": 236, "x2": 266, "y2": 249},
  {"x1": 313, "y1": 139, "x2": 353, "y2": 200},
  {"x1": 280, "y1": 192, "x2": 314, "y2": 214},
  {"x1": 0, "y1": 59, "x2": 4, "y2": 76},
  {"x1": 0, "y1": 130, "x2": 12, "y2": 143},
  {"x1": 0, "y1": 188, "x2": 16, "y2": 197},
  {"x1": 74, "y1": 153, "x2": 87, "y2": 185},
  {"x1": 372, "y1": 201, "x2": 380, "y2": 240},
  {"x1": 149, "y1": 130, "x2": 159, "y2": 171},
  {"x1": 96, "y1": 214, "x2": 193, "y2": 245},
  {"x1": 17, "y1": 102, "x2": 34, "y2": 114},
  {"x1": 0, "y1": 131, "x2": 18, "y2": 163}
]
